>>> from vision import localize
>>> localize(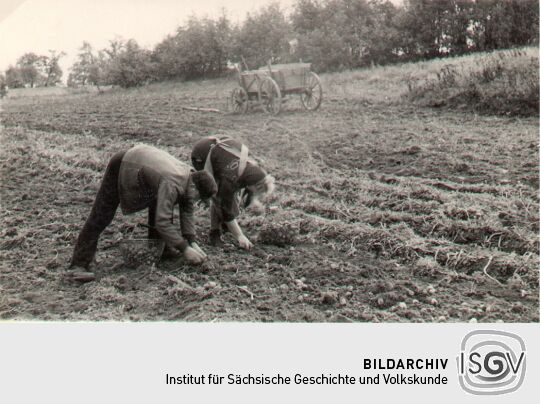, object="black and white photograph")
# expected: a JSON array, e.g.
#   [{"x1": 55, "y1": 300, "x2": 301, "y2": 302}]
[{"x1": 1, "y1": 0, "x2": 538, "y2": 324}]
